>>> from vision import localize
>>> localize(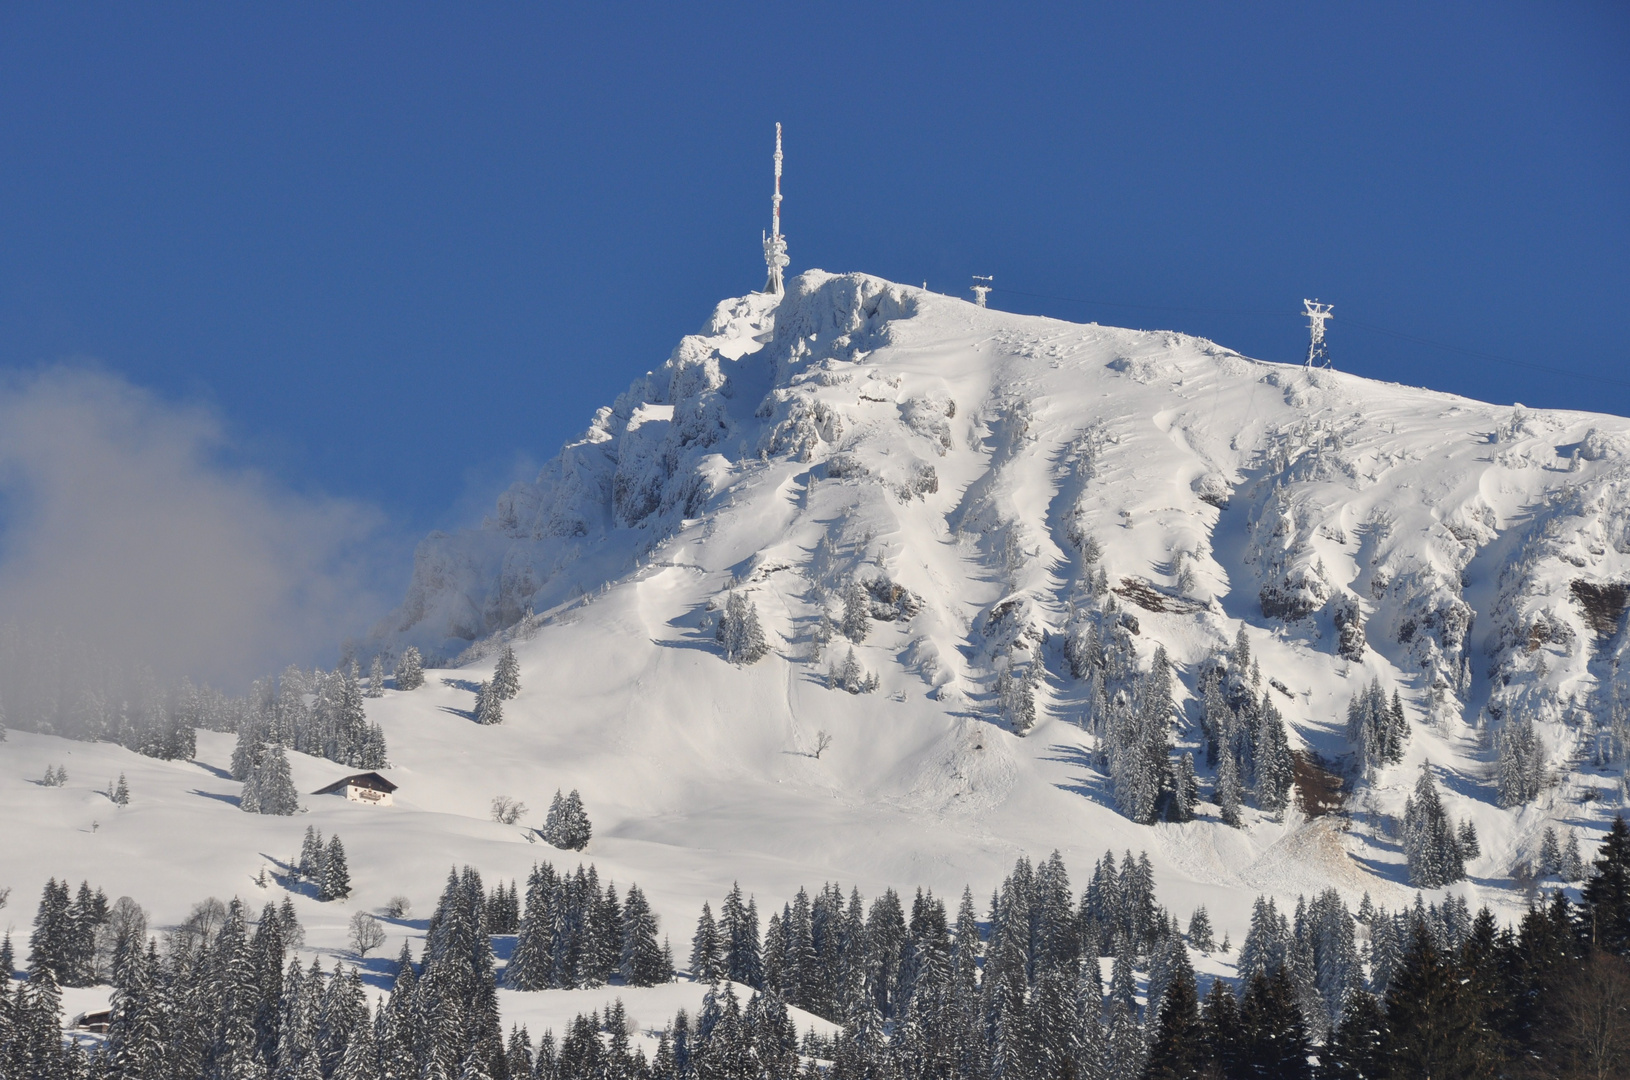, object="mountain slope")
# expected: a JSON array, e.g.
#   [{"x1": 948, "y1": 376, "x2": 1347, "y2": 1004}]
[
  {"x1": 384, "y1": 269, "x2": 1630, "y2": 872},
  {"x1": 7, "y1": 270, "x2": 1629, "y2": 1045}
]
